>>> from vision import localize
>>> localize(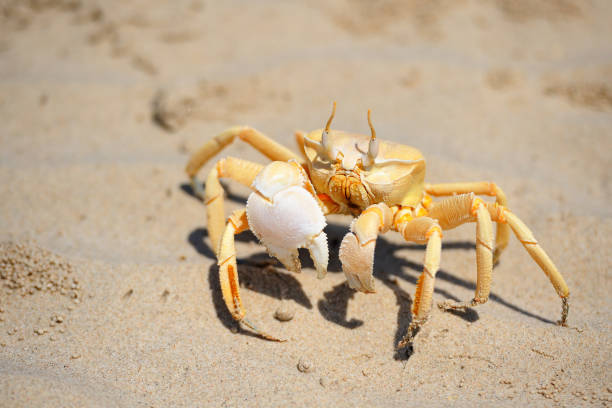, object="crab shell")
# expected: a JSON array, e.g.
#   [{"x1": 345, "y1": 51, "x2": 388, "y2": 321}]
[{"x1": 302, "y1": 129, "x2": 426, "y2": 209}]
